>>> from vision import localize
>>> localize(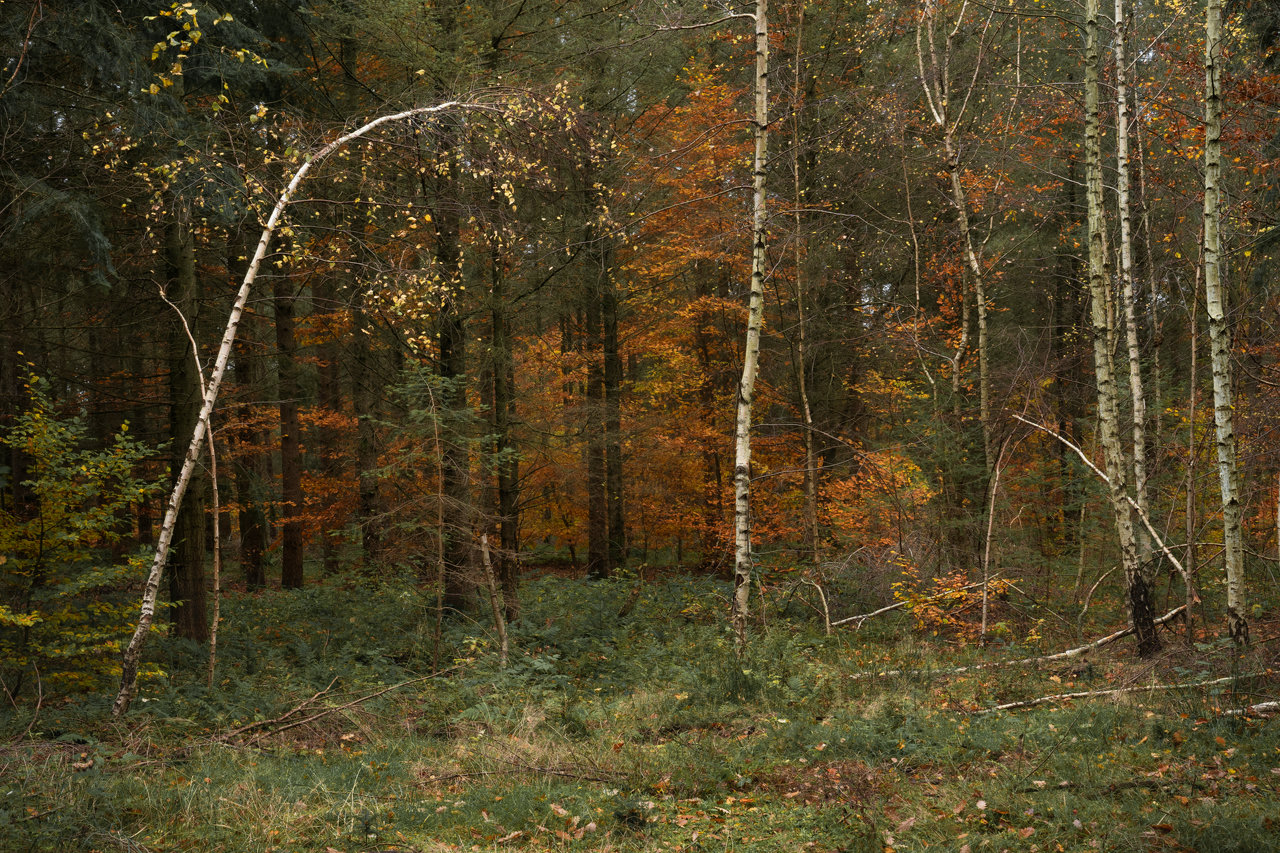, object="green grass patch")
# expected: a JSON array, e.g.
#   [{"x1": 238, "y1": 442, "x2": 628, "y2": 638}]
[{"x1": 2, "y1": 574, "x2": 1277, "y2": 852}]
